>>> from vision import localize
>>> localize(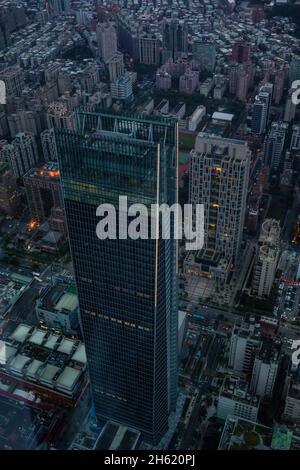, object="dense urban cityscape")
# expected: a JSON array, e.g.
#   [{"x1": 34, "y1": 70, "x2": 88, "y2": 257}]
[{"x1": 0, "y1": 0, "x2": 300, "y2": 456}]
